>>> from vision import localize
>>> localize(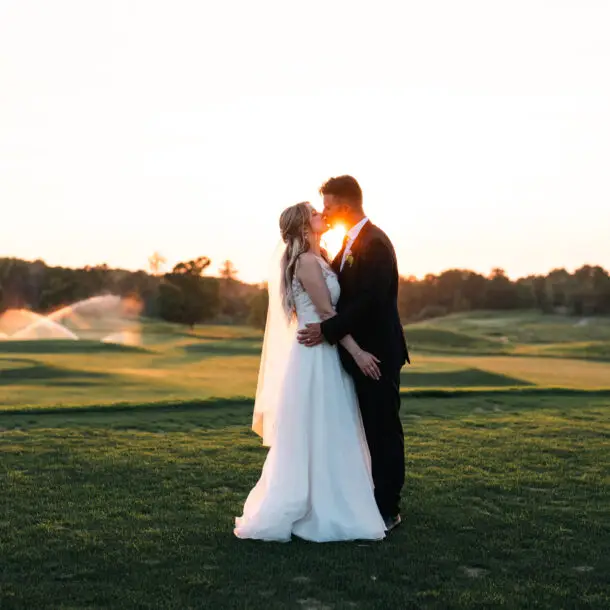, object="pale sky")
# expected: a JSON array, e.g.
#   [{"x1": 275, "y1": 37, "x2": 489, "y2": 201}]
[{"x1": 1, "y1": 0, "x2": 609, "y2": 283}]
